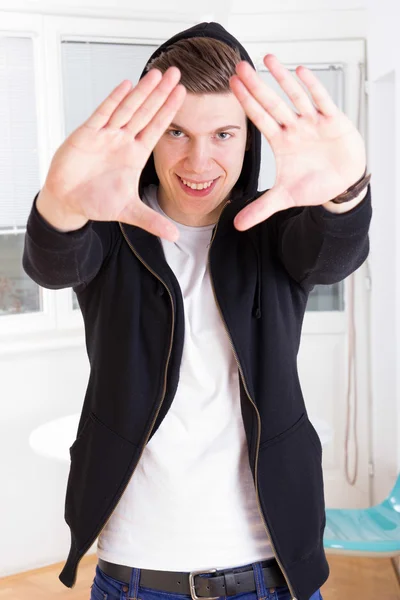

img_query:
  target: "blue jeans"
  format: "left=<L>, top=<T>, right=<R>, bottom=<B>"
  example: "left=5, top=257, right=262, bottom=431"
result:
left=90, top=560, right=323, bottom=600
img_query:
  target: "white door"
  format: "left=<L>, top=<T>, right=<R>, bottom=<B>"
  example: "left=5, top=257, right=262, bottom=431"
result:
left=246, top=39, right=371, bottom=508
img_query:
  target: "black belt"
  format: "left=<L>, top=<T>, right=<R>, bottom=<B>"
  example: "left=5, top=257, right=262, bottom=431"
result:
left=98, top=557, right=287, bottom=600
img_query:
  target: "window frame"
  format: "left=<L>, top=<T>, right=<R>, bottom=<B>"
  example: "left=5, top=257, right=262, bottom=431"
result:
left=244, top=38, right=368, bottom=336
left=0, top=12, right=195, bottom=352
left=0, top=13, right=367, bottom=350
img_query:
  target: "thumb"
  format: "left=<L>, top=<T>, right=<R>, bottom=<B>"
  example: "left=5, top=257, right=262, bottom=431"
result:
left=118, top=201, right=179, bottom=242
left=233, top=186, right=292, bottom=231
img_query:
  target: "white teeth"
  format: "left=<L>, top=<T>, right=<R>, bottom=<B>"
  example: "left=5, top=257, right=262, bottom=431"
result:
left=179, top=177, right=215, bottom=190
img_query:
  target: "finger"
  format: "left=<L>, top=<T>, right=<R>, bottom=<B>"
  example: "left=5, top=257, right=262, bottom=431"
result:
left=295, top=65, right=339, bottom=118
left=233, top=188, right=292, bottom=230
left=136, top=84, right=187, bottom=152
left=229, top=75, right=283, bottom=140
left=234, top=60, right=298, bottom=128
left=83, top=80, right=133, bottom=131
left=263, top=54, right=318, bottom=119
left=109, top=67, right=181, bottom=136
left=106, top=68, right=163, bottom=129
left=123, top=67, right=183, bottom=136
left=119, top=200, right=179, bottom=242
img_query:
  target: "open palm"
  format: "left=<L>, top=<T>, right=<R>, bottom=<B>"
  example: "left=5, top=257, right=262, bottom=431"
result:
left=42, top=67, right=186, bottom=240
left=229, top=55, right=367, bottom=230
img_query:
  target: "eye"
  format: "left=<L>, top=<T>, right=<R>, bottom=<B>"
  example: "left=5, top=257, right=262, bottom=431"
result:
left=168, top=129, right=185, bottom=138
left=216, top=132, right=232, bottom=140
left=167, top=129, right=232, bottom=140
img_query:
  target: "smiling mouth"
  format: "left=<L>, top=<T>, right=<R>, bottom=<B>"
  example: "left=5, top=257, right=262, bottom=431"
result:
left=175, top=174, right=221, bottom=197
left=177, top=175, right=219, bottom=190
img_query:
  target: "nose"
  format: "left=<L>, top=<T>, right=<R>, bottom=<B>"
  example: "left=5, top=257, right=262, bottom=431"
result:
left=183, top=139, right=215, bottom=175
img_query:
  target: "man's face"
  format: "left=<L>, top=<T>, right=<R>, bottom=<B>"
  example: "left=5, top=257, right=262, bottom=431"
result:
left=152, top=91, right=249, bottom=227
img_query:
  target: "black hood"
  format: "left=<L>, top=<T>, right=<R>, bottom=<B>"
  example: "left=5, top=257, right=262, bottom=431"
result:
left=138, top=21, right=261, bottom=203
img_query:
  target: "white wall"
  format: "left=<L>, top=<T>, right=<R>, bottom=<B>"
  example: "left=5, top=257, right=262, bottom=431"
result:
left=2, top=0, right=398, bottom=579
left=365, top=0, right=400, bottom=502
left=0, top=344, right=90, bottom=576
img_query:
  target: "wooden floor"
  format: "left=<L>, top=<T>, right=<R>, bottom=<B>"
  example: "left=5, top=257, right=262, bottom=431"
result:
left=1, top=554, right=400, bottom=600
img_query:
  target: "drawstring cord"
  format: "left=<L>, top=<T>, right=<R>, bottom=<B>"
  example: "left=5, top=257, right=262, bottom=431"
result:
left=249, top=229, right=262, bottom=319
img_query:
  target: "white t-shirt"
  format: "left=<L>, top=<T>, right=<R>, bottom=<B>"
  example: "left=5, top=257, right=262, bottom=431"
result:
left=97, top=184, right=274, bottom=570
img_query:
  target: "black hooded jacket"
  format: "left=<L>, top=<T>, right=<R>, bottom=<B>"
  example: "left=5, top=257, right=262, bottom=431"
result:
left=22, top=21, right=373, bottom=600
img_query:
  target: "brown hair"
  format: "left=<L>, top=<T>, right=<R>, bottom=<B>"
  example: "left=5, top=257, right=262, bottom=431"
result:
left=145, top=37, right=242, bottom=93
left=145, top=36, right=251, bottom=148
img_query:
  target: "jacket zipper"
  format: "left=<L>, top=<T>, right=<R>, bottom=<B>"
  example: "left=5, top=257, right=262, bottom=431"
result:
left=74, top=216, right=297, bottom=600
left=207, top=202, right=298, bottom=600
left=76, top=223, right=175, bottom=562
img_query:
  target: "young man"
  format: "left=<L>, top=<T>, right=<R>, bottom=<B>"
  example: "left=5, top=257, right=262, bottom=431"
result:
left=23, top=21, right=372, bottom=600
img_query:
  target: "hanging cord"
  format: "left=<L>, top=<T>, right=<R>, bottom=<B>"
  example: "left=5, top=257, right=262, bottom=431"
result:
left=344, top=60, right=367, bottom=486
left=344, top=270, right=359, bottom=485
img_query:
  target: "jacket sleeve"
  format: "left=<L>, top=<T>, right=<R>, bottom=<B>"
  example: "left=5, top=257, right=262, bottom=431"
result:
left=265, top=182, right=372, bottom=294
left=22, top=190, right=118, bottom=291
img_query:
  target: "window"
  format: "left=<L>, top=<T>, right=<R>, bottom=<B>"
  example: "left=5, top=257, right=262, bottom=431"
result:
left=60, top=40, right=158, bottom=310
left=0, top=23, right=357, bottom=341
left=258, top=63, right=346, bottom=311
left=0, top=36, right=41, bottom=317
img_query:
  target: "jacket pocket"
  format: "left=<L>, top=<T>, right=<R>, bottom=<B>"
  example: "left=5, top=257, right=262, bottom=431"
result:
left=257, top=412, right=326, bottom=567
left=65, top=411, right=138, bottom=551
left=259, top=412, right=307, bottom=450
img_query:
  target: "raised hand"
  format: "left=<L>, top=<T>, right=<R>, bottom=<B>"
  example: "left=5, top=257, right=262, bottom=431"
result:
left=39, top=67, right=186, bottom=241
left=229, top=55, right=367, bottom=230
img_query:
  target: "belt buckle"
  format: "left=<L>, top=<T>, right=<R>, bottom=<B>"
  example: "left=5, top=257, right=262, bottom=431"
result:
left=189, top=568, right=219, bottom=600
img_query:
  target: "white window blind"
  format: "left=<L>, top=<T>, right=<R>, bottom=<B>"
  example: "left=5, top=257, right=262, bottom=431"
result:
left=61, top=40, right=159, bottom=311
left=257, top=64, right=345, bottom=312
left=258, top=64, right=344, bottom=192
left=61, top=41, right=159, bottom=137
left=0, top=36, right=40, bottom=230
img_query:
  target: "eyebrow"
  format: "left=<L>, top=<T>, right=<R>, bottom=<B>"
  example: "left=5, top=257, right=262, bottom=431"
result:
left=168, top=122, right=242, bottom=132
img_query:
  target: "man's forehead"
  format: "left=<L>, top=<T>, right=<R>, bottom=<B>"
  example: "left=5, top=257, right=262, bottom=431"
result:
left=172, top=92, right=246, bottom=132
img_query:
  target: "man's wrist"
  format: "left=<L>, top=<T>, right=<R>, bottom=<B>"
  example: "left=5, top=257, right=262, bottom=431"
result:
left=322, top=186, right=368, bottom=214
left=36, top=187, right=89, bottom=232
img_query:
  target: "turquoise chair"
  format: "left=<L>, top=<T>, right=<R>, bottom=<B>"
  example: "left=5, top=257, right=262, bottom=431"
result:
left=323, top=473, right=400, bottom=581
